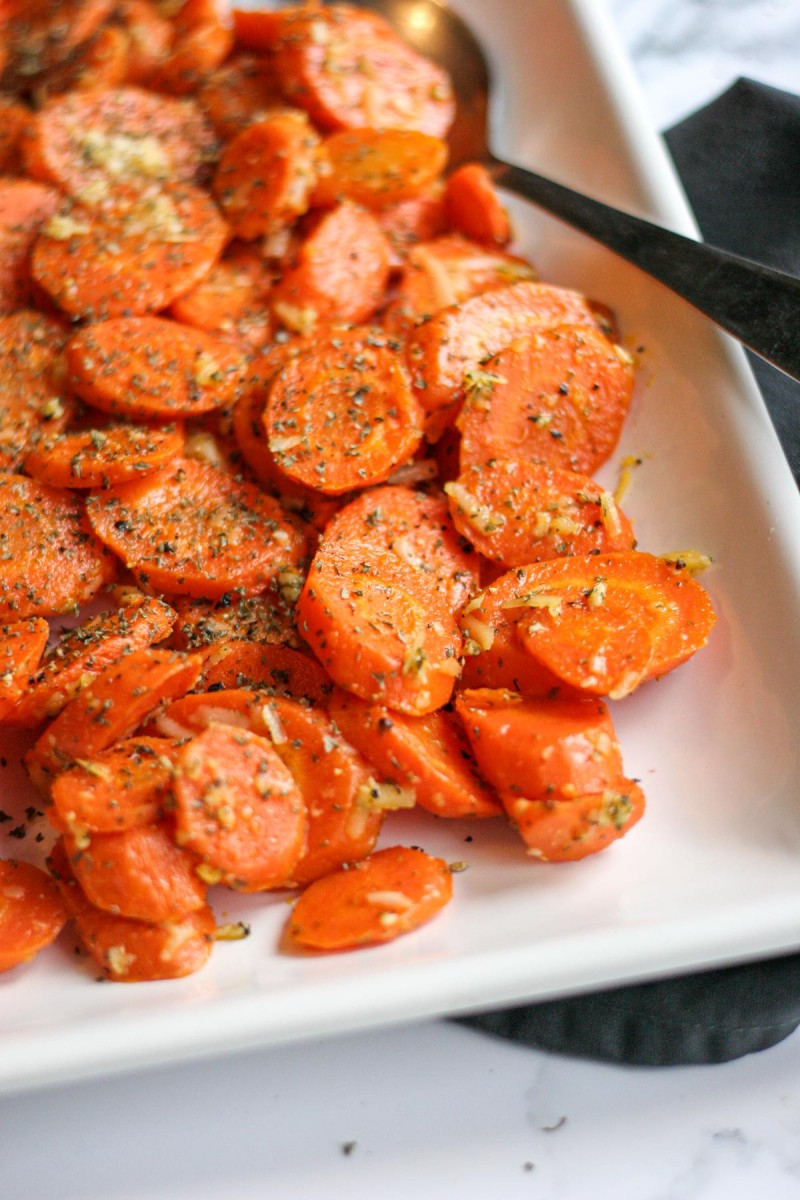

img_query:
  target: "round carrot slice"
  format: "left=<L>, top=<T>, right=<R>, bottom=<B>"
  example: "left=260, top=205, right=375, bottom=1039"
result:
left=444, top=459, right=636, bottom=568
left=265, top=327, right=423, bottom=495
left=85, top=455, right=308, bottom=598
left=0, top=858, right=67, bottom=973
left=0, top=617, right=49, bottom=722
left=456, top=326, right=636, bottom=475
left=502, top=779, right=645, bottom=862
left=169, top=244, right=275, bottom=346
left=0, top=96, right=30, bottom=174
left=22, top=85, right=218, bottom=200
left=3, top=0, right=114, bottom=86
left=51, top=736, right=181, bottom=835
left=31, top=185, right=229, bottom=321
left=172, top=723, right=307, bottom=891
left=117, top=0, right=174, bottom=86
left=31, top=25, right=130, bottom=102
left=313, top=129, right=448, bottom=210
left=0, top=473, right=116, bottom=623
left=444, top=162, right=512, bottom=247
left=67, top=318, right=247, bottom=420
left=272, top=4, right=455, bottom=137
left=198, top=54, right=286, bottom=139
left=149, top=19, right=234, bottom=97
left=0, top=179, right=61, bottom=315
left=375, top=188, right=446, bottom=269
left=288, top=844, right=453, bottom=952
left=196, top=642, right=333, bottom=703
left=24, top=422, right=184, bottom=489
left=0, top=309, right=73, bottom=472
left=170, top=590, right=300, bottom=652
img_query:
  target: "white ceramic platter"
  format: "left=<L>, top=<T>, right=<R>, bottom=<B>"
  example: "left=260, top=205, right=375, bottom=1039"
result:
left=2, top=0, right=799, bottom=1096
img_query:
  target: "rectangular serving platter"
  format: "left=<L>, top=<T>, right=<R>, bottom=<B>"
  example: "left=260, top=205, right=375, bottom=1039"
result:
left=1, top=0, right=799, bottom=1096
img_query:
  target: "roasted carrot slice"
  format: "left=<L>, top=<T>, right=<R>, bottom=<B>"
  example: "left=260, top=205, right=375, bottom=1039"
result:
left=172, top=723, right=307, bottom=891
left=0, top=310, right=73, bottom=472
left=0, top=858, right=67, bottom=973
left=50, top=736, right=181, bottom=835
left=456, top=326, right=636, bottom=475
left=0, top=473, right=116, bottom=623
left=3, top=0, right=114, bottom=87
left=444, top=162, right=512, bottom=247
left=170, top=590, right=300, bottom=652
left=212, top=111, right=319, bottom=240
left=265, top=326, right=423, bottom=494
left=24, top=422, right=184, bottom=489
left=149, top=19, right=234, bottom=97
left=117, top=0, right=173, bottom=86
left=324, top=484, right=480, bottom=614
left=25, top=647, right=202, bottom=794
left=169, top=244, right=275, bottom=346
left=22, top=85, right=218, bottom=200
left=330, top=692, right=501, bottom=819
left=406, top=280, right=607, bottom=413
left=198, top=54, right=285, bottom=139
left=502, top=780, right=646, bottom=862
left=444, top=459, right=636, bottom=568
left=85, top=455, right=308, bottom=599
left=196, top=642, right=333, bottom=702
left=513, top=551, right=717, bottom=697
left=0, top=179, right=60, bottom=315
left=270, top=201, right=392, bottom=333
left=31, top=25, right=130, bottom=102
left=272, top=4, right=455, bottom=137
left=297, top=540, right=462, bottom=714
left=5, top=596, right=176, bottom=729
left=313, top=129, right=448, bottom=210
left=0, top=617, right=49, bottom=722
left=231, top=7, right=284, bottom=52
left=67, top=318, right=247, bottom=420
left=0, top=96, right=30, bottom=174
left=288, top=844, right=453, bottom=951
left=31, top=185, right=229, bottom=321
left=375, top=187, right=446, bottom=268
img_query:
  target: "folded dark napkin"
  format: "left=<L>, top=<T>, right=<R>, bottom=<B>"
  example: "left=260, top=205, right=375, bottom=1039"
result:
left=461, top=79, right=800, bottom=1066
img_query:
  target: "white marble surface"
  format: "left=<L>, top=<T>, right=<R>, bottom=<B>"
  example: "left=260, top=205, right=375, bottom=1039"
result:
left=3, top=4, right=800, bottom=1199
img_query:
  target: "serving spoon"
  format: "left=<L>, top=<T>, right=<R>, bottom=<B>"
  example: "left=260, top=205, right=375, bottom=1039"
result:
left=342, top=0, right=800, bottom=385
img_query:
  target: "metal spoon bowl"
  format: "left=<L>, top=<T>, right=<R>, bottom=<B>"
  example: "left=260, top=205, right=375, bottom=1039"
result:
left=346, top=0, right=800, bottom=385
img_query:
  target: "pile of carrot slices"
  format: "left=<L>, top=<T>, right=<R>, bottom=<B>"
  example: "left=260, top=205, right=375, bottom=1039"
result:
left=0, top=0, right=715, bottom=982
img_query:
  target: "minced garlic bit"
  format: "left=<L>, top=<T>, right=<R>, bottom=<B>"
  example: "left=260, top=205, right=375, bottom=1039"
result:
left=214, top=921, right=251, bottom=942
left=193, top=351, right=223, bottom=389
left=660, top=550, right=712, bottom=574
left=356, top=779, right=417, bottom=812
left=385, top=459, right=438, bottom=487
left=105, top=944, right=136, bottom=977
left=614, top=454, right=642, bottom=504
left=260, top=703, right=288, bottom=745
left=73, top=757, right=113, bottom=781
left=444, top=481, right=506, bottom=536
left=272, top=300, right=318, bottom=336
left=463, top=368, right=506, bottom=409
left=277, top=568, right=304, bottom=606
left=365, top=890, right=414, bottom=911
left=183, top=429, right=228, bottom=469
left=123, top=193, right=191, bottom=242
left=501, top=591, right=563, bottom=616
left=599, top=490, right=624, bottom=539
left=586, top=578, right=607, bottom=610
left=460, top=613, right=495, bottom=652
left=42, top=214, right=90, bottom=240
left=78, top=129, right=169, bottom=180
left=196, top=863, right=224, bottom=885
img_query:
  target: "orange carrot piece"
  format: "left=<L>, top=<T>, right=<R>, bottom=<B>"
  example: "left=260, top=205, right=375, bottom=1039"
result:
left=456, top=326, right=636, bottom=475
left=25, top=647, right=202, bottom=794
left=0, top=309, right=73, bottom=472
left=149, top=20, right=234, bottom=96
left=3, top=0, right=114, bottom=86
left=501, top=780, right=646, bottom=862
left=85, top=455, right=308, bottom=599
left=330, top=692, right=501, bottom=819
left=0, top=617, right=49, bottom=722
left=169, top=244, right=275, bottom=346
left=0, top=96, right=30, bottom=174
left=375, top=187, right=446, bottom=269
left=0, top=179, right=60, bottom=315
left=50, top=736, right=181, bottom=835
left=31, top=25, right=130, bottom=102
left=0, top=473, right=116, bottom=623
left=313, top=129, right=448, bottom=210
left=272, top=4, right=455, bottom=137
left=406, top=280, right=607, bottom=413
left=288, top=844, right=453, bottom=951
left=117, top=0, right=173, bottom=86
left=23, top=421, right=184, bottom=489
left=231, top=7, right=284, bottom=51
left=444, top=459, right=636, bottom=568
left=297, top=540, right=462, bottom=714
left=67, top=318, right=247, bottom=420
left=170, top=591, right=300, bottom=652
left=31, top=185, right=229, bottom=321
left=5, top=596, right=176, bottom=729
left=265, top=326, right=423, bottom=494
left=172, top=723, right=307, bottom=891
left=444, top=162, right=512, bottom=247
left=212, top=112, right=319, bottom=240
left=198, top=54, right=285, bottom=139
left=196, top=642, right=333, bottom=703
left=270, top=201, right=392, bottom=333
left=0, top=858, right=67, bottom=973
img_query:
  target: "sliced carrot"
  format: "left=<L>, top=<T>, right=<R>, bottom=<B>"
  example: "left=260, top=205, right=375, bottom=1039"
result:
left=149, top=20, right=234, bottom=97
left=330, top=692, right=501, bottom=819
left=444, top=162, right=512, bottom=247
left=24, top=421, right=184, bottom=489
left=323, top=484, right=480, bottom=614
left=5, top=595, right=176, bottom=729
left=375, top=187, right=446, bottom=269
left=117, top=0, right=173, bottom=86
left=270, top=201, right=392, bottom=333
left=406, top=280, right=606, bottom=413
left=444, top=459, right=636, bottom=568
left=85, top=455, right=308, bottom=598
left=272, top=4, right=455, bottom=137
left=22, top=85, right=218, bottom=200
left=231, top=7, right=284, bottom=52
left=288, top=844, right=453, bottom=951
left=196, top=642, right=333, bottom=703
left=456, top=326, right=636, bottom=475
left=212, top=111, right=319, bottom=241
left=25, top=646, right=202, bottom=794
left=513, top=551, right=717, bottom=697
left=0, top=617, right=49, bottom=722
left=501, top=780, right=645, bottom=862
left=313, top=129, right=448, bottom=210
left=0, top=858, right=67, bottom=973
left=0, top=473, right=116, bottom=623
left=0, top=96, right=30, bottom=174
left=67, top=318, right=247, bottom=419
left=297, top=540, right=462, bottom=714
left=172, top=722, right=307, bottom=891
left=31, top=185, right=229, bottom=321
left=454, top=687, right=624, bottom=801
left=3, top=0, right=114, bottom=87
left=31, top=25, right=130, bottom=102
left=169, top=243, right=275, bottom=346
left=50, top=736, right=181, bottom=835
left=171, top=591, right=300, bottom=652
left=0, top=310, right=73, bottom=472
left=265, top=326, right=423, bottom=494
left=0, top=179, right=61, bottom=315
left=198, top=54, right=286, bottom=139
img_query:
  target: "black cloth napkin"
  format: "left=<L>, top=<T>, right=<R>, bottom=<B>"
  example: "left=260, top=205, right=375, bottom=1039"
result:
left=461, top=79, right=800, bottom=1066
